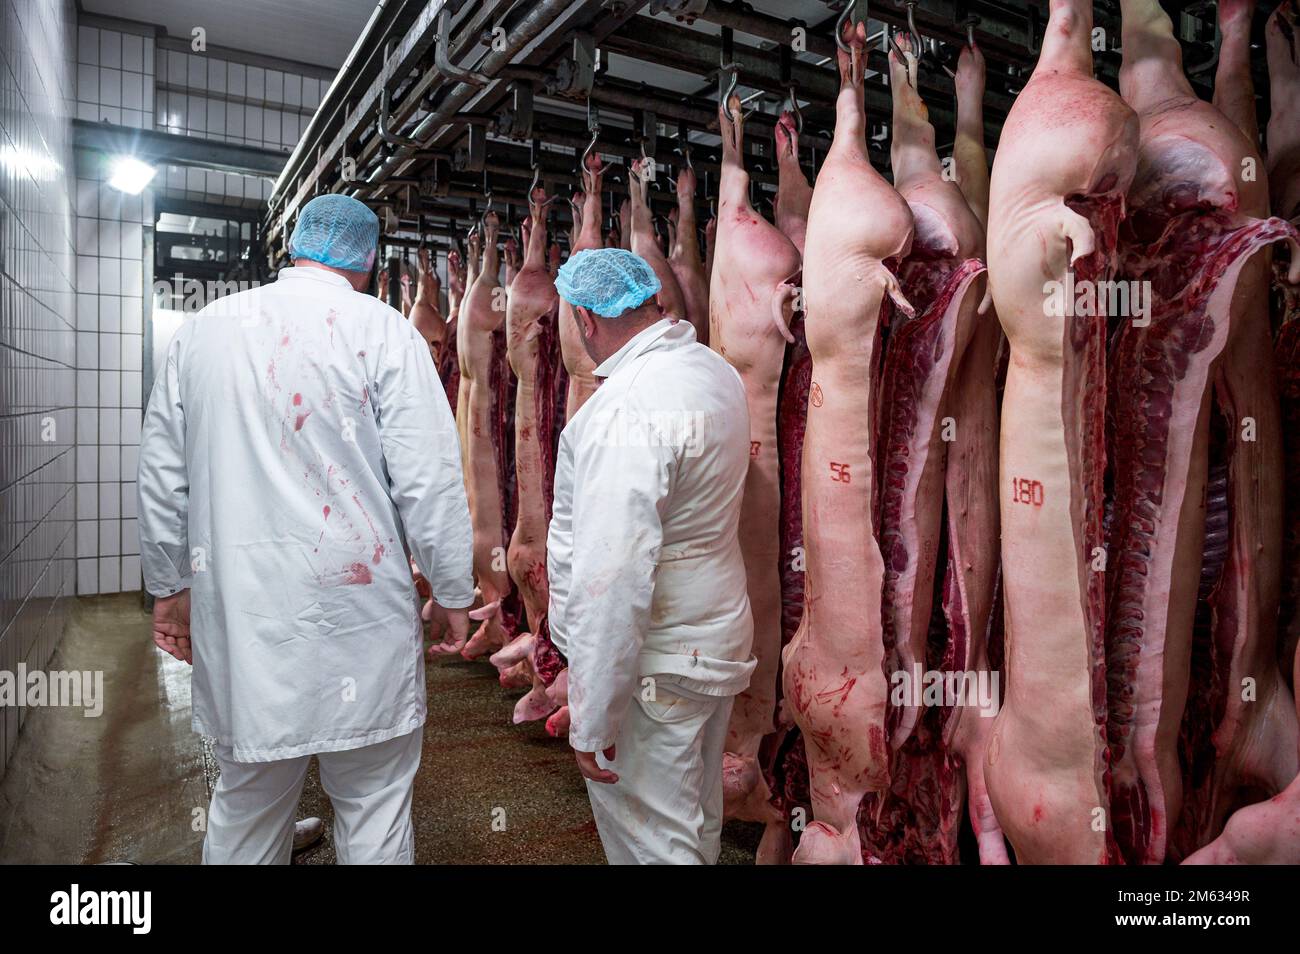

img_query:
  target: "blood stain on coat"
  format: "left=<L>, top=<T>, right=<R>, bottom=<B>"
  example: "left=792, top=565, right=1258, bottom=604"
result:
left=343, top=563, right=373, bottom=585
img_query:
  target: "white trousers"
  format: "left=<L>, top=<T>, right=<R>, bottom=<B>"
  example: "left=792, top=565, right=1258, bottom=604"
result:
left=584, top=685, right=734, bottom=865
left=202, top=728, right=423, bottom=865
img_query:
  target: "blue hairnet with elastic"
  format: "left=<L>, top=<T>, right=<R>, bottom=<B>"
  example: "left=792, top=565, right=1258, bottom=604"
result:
left=288, top=194, right=379, bottom=271
left=555, top=248, right=661, bottom=317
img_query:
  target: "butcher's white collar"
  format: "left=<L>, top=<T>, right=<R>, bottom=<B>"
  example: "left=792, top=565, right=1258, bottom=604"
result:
left=594, top=318, right=694, bottom=379
left=278, top=265, right=354, bottom=288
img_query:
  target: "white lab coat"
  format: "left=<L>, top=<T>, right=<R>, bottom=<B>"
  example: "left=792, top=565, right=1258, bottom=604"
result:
left=546, top=318, right=756, bottom=755
left=138, top=265, right=473, bottom=762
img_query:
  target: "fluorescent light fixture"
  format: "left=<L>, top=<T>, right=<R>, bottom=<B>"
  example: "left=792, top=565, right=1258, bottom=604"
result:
left=107, top=156, right=156, bottom=194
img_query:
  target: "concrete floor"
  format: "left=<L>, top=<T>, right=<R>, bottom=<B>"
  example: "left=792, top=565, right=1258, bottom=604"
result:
left=0, top=594, right=759, bottom=864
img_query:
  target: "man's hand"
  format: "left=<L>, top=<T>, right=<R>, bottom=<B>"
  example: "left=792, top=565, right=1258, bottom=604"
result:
left=427, top=605, right=471, bottom=656
left=574, top=746, right=618, bottom=784
left=152, top=590, right=192, bottom=664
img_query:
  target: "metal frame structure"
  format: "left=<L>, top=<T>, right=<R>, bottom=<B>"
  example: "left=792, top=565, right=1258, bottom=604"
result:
left=262, top=0, right=1277, bottom=263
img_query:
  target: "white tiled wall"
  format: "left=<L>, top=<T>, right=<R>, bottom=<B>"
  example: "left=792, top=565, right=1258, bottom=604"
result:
left=75, top=23, right=154, bottom=129
left=153, top=45, right=326, bottom=205
left=1, top=0, right=78, bottom=779
left=72, top=23, right=153, bottom=595
left=68, top=18, right=327, bottom=593
left=73, top=172, right=148, bottom=596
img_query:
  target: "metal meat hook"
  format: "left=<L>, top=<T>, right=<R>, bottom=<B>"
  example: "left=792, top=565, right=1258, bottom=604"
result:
left=718, top=62, right=741, bottom=121
left=579, top=123, right=601, bottom=177
left=783, top=83, right=804, bottom=134
left=835, top=0, right=869, bottom=52
left=887, top=2, right=925, bottom=87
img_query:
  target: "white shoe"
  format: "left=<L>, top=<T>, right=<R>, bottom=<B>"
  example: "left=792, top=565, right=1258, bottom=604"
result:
left=293, top=817, right=324, bottom=853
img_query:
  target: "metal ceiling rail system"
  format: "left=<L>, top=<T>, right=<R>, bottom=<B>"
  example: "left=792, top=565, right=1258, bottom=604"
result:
left=262, top=0, right=1273, bottom=263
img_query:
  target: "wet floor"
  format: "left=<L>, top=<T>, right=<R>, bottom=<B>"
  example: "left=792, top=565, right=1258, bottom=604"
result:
left=0, top=594, right=759, bottom=864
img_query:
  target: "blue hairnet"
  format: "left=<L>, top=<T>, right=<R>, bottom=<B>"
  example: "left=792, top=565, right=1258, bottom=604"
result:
left=555, top=248, right=661, bottom=317
left=288, top=194, right=379, bottom=271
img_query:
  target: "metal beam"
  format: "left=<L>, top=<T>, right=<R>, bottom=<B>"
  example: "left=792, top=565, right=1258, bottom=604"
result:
left=73, top=120, right=287, bottom=177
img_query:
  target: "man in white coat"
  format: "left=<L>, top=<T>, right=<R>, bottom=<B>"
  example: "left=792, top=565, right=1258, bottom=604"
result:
left=138, top=194, right=474, bottom=864
left=548, top=248, right=755, bottom=864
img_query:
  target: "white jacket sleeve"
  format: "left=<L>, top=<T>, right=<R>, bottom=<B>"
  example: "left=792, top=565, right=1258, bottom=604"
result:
left=137, top=327, right=191, bottom=598
left=545, top=430, right=575, bottom=656
left=375, top=321, right=475, bottom=609
left=565, top=406, right=676, bottom=752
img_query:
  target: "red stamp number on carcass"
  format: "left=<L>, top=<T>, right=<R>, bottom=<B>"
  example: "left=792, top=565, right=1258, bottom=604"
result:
left=1011, top=477, right=1044, bottom=506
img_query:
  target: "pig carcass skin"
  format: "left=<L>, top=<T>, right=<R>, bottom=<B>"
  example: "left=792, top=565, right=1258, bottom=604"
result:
left=781, top=23, right=914, bottom=865
left=629, top=157, right=686, bottom=323
left=708, top=91, right=802, bottom=855
left=409, top=246, right=447, bottom=365
left=1183, top=771, right=1300, bottom=864
left=454, top=214, right=518, bottom=660
left=983, top=0, right=1139, bottom=864
left=772, top=111, right=813, bottom=258
left=500, top=196, right=563, bottom=724
left=558, top=155, right=603, bottom=421
left=456, top=230, right=482, bottom=456
left=704, top=216, right=717, bottom=285
left=398, top=261, right=413, bottom=317
left=1108, top=0, right=1300, bottom=865
left=618, top=196, right=632, bottom=252
left=667, top=164, right=711, bottom=346
left=440, top=249, right=463, bottom=414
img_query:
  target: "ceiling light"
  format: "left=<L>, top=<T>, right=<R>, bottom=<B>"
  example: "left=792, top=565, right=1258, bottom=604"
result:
left=107, top=156, right=156, bottom=194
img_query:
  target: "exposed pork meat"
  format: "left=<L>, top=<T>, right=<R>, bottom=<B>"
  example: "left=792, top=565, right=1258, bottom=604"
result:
left=439, top=248, right=463, bottom=414
left=1103, top=0, right=1300, bottom=865
left=1270, top=2, right=1300, bottom=224
left=941, top=38, right=1008, bottom=867
left=498, top=193, right=563, bottom=724
left=1164, top=0, right=1300, bottom=857
left=857, top=34, right=997, bottom=867
left=1271, top=0, right=1300, bottom=691
left=983, top=0, right=1139, bottom=864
